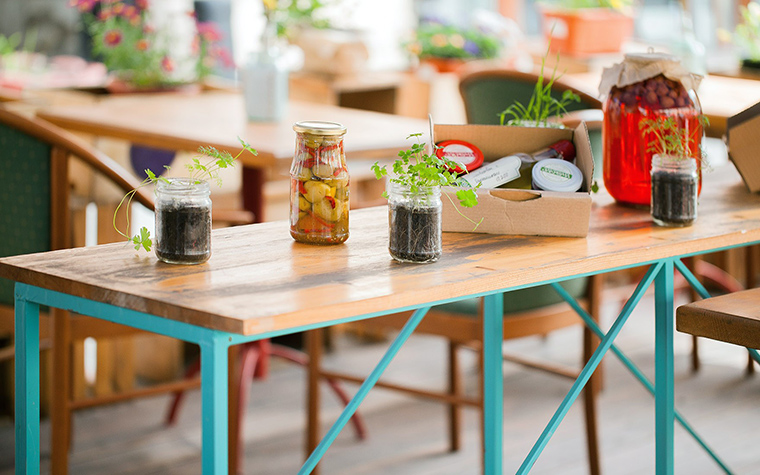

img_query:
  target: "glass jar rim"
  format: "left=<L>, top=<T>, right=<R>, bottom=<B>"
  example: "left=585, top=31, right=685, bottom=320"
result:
left=156, top=177, right=210, bottom=193
left=651, top=154, right=699, bottom=170
left=387, top=180, right=441, bottom=195
left=293, top=121, right=347, bottom=136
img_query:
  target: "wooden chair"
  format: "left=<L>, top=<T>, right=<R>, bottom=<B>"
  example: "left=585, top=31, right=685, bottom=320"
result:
left=0, top=106, right=257, bottom=473
left=307, top=275, right=604, bottom=474
left=676, top=286, right=760, bottom=352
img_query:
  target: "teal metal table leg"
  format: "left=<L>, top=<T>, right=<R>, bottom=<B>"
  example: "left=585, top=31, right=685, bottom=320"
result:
left=14, top=287, right=40, bottom=475
left=517, top=262, right=662, bottom=474
left=482, top=293, right=504, bottom=475
left=200, top=334, right=230, bottom=474
left=299, top=306, right=431, bottom=474
left=655, top=259, right=675, bottom=475
left=551, top=280, right=733, bottom=474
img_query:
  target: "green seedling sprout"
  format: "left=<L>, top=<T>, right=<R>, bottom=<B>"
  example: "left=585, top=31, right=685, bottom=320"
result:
left=114, top=137, right=257, bottom=252
left=372, top=133, right=482, bottom=230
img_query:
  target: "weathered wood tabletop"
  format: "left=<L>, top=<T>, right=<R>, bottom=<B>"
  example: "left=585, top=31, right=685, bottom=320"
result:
left=2, top=164, right=759, bottom=337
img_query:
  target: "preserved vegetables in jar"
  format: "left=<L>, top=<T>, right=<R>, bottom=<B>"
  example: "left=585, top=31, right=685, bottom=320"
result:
left=601, top=53, right=703, bottom=206
left=290, top=121, right=349, bottom=244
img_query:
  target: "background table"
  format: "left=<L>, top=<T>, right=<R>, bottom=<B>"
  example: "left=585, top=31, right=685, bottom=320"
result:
left=562, top=73, right=760, bottom=139
left=37, top=92, right=429, bottom=221
left=3, top=163, right=760, bottom=474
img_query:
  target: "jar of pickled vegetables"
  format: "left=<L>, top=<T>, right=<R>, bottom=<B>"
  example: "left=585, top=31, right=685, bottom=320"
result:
left=290, top=121, right=349, bottom=244
left=600, top=52, right=703, bottom=207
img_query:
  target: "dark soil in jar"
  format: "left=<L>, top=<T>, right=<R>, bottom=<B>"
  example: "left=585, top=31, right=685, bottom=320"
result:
left=651, top=170, right=697, bottom=226
left=156, top=203, right=212, bottom=264
left=388, top=203, right=441, bottom=263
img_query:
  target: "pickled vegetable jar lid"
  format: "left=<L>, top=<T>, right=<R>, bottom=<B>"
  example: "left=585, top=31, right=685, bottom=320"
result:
left=293, top=121, right=347, bottom=135
left=532, top=159, right=584, bottom=193
left=435, top=139, right=484, bottom=174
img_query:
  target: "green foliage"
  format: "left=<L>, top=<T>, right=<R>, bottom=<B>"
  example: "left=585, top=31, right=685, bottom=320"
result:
left=539, top=0, right=632, bottom=10
left=263, top=0, right=333, bottom=40
left=404, top=21, right=502, bottom=60
left=372, top=133, right=482, bottom=229
left=71, top=0, right=228, bottom=88
left=499, top=48, right=579, bottom=127
left=733, top=2, right=760, bottom=61
left=639, top=115, right=709, bottom=160
left=0, top=33, right=21, bottom=56
left=114, top=138, right=257, bottom=252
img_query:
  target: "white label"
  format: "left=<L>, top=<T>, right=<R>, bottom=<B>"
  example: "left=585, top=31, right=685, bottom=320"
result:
left=459, top=155, right=521, bottom=189
left=441, top=143, right=477, bottom=165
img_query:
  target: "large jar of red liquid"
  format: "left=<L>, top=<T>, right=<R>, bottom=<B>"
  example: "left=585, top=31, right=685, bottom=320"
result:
left=601, top=53, right=703, bottom=207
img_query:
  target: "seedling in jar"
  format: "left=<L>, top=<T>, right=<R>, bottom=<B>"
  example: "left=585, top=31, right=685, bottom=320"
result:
left=639, top=114, right=709, bottom=163
left=372, top=133, right=483, bottom=228
left=113, top=137, right=257, bottom=252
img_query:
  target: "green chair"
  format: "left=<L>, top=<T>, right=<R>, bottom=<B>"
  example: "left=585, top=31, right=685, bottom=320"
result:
left=0, top=106, right=170, bottom=471
left=458, top=67, right=604, bottom=181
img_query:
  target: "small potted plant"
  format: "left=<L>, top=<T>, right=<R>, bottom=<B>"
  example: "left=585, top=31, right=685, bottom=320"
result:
left=372, top=134, right=481, bottom=263
left=537, top=0, right=634, bottom=56
left=639, top=114, right=708, bottom=227
left=403, top=18, right=502, bottom=73
left=70, top=0, right=232, bottom=91
left=725, top=1, right=760, bottom=71
left=114, top=138, right=257, bottom=264
left=498, top=50, right=580, bottom=128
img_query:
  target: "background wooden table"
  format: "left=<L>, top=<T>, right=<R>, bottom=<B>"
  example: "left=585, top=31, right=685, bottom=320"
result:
left=562, top=73, right=760, bottom=139
left=37, top=91, right=430, bottom=221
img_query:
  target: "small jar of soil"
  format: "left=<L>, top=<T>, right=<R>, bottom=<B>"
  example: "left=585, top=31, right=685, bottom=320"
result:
left=650, top=154, right=698, bottom=227
left=155, top=178, right=212, bottom=264
left=387, top=181, right=442, bottom=263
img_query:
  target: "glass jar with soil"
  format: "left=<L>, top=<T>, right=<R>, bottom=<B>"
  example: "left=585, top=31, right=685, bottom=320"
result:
left=154, top=178, right=212, bottom=264
left=387, top=181, right=442, bottom=263
left=650, top=154, right=698, bottom=227
left=290, top=121, right=349, bottom=244
left=600, top=53, right=703, bottom=207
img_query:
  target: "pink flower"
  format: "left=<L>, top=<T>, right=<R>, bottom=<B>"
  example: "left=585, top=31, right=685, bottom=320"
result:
left=135, top=0, right=149, bottom=10
left=196, top=22, right=222, bottom=43
left=98, top=8, right=113, bottom=20
left=161, top=56, right=175, bottom=72
left=69, top=0, right=97, bottom=12
left=135, top=39, right=149, bottom=51
left=103, top=29, right=123, bottom=47
left=122, top=5, right=137, bottom=19
left=214, top=46, right=235, bottom=68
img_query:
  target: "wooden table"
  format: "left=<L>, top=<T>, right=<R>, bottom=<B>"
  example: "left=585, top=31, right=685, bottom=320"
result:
left=4, top=163, right=760, bottom=474
left=37, top=91, right=429, bottom=221
left=562, top=73, right=760, bottom=138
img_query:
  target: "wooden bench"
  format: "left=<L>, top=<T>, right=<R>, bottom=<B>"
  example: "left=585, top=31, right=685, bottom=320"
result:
left=676, top=287, right=760, bottom=350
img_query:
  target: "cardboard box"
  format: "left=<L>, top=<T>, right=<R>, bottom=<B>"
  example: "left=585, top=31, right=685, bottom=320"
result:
left=437, top=122, right=594, bottom=237
left=727, top=101, right=760, bottom=192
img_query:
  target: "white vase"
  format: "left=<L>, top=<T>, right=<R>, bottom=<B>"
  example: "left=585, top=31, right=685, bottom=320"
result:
left=240, top=24, right=288, bottom=122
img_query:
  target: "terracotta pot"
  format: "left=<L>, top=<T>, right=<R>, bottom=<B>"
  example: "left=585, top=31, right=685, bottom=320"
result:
left=539, top=7, right=634, bottom=57
left=420, top=57, right=467, bottom=74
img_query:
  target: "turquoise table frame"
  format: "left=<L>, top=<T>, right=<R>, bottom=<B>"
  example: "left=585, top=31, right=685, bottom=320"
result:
left=15, top=250, right=757, bottom=474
